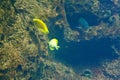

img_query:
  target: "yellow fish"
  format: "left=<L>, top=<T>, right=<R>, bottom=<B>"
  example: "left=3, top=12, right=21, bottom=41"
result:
left=48, top=38, right=60, bottom=51
left=33, top=18, right=49, bottom=34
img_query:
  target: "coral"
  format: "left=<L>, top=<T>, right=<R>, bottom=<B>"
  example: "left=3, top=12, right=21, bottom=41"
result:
left=0, top=0, right=50, bottom=79
left=0, top=42, right=24, bottom=70
left=111, top=0, right=120, bottom=7
left=102, top=58, right=120, bottom=79
left=0, top=0, right=120, bottom=80
left=40, top=59, right=76, bottom=80
left=64, top=27, right=80, bottom=42
left=0, top=8, right=4, bottom=20
left=14, top=0, right=58, bottom=20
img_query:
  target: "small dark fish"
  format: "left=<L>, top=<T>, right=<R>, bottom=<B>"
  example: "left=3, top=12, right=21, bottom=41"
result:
left=78, top=17, right=89, bottom=28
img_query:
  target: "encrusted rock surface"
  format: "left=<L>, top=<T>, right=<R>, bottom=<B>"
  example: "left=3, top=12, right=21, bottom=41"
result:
left=0, top=0, right=120, bottom=80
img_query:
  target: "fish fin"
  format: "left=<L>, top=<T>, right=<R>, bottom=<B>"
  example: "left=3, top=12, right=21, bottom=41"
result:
left=56, top=46, right=60, bottom=50
left=49, top=47, right=55, bottom=51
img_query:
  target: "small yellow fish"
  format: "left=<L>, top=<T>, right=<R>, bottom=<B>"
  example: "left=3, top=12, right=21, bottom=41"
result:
left=33, top=18, right=49, bottom=34
left=48, top=38, right=60, bottom=51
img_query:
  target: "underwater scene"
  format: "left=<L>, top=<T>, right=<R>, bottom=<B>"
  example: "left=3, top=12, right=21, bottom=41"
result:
left=0, top=0, right=120, bottom=80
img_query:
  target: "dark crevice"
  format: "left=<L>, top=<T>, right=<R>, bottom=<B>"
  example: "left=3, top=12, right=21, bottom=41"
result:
left=10, top=0, right=17, bottom=13
left=66, top=11, right=101, bottom=29
left=56, top=38, right=119, bottom=67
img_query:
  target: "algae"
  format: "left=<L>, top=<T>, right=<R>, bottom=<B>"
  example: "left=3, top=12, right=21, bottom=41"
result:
left=0, top=0, right=120, bottom=80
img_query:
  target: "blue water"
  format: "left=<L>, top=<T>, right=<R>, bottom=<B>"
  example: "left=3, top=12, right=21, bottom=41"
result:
left=53, top=0, right=120, bottom=68
left=56, top=38, right=119, bottom=67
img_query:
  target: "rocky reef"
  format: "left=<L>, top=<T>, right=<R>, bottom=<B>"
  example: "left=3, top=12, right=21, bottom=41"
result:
left=0, top=0, right=120, bottom=80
